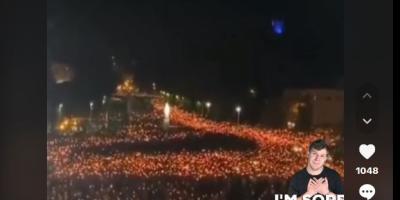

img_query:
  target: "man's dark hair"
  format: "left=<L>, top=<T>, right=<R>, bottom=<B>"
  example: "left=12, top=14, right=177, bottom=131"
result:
left=309, top=139, right=328, bottom=152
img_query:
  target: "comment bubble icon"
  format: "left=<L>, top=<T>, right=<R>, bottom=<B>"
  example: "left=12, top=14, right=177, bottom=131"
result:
left=359, top=184, right=375, bottom=199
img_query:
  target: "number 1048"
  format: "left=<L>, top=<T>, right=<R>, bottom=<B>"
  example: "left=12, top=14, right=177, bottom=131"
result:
left=355, top=167, right=379, bottom=175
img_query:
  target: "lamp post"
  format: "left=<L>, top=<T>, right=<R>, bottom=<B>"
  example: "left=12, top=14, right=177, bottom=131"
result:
left=56, top=103, right=64, bottom=131
left=196, top=101, right=202, bottom=115
left=205, top=101, right=211, bottom=117
left=249, top=88, right=256, bottom=97
left=102, top=95, right=107, bottom=105
left=57, top=103, right=63, bottom=119
left=89, top=101, right=94, bottom=121
left=235, top=105, right=241, bottom=124
left=102, top=96, right=108, bottom=128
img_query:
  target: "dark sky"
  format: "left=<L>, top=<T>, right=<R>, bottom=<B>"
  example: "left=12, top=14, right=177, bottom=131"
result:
left=47, top=0, right=343, bottom=113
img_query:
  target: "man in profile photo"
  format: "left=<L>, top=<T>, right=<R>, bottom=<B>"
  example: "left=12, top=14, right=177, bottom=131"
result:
left=288, top=139, right=343, bottom=200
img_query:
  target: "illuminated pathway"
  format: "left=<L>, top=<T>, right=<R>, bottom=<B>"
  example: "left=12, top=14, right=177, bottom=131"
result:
left=48, top=100, right=344, bottom=182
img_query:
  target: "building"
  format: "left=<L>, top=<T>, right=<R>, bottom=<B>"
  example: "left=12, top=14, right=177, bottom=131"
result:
left=283, top=89, right=344, bottom=129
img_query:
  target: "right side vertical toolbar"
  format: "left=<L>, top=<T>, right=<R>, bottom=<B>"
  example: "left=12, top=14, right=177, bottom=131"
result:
left=344, top=0, right=393, bottom=198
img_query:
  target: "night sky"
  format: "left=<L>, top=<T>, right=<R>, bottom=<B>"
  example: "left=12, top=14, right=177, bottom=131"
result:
left=47, top=0, right=343, bottom=115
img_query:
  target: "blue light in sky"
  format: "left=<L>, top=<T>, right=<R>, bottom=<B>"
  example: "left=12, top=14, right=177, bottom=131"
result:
left=271, top=19, right=285, bottom=36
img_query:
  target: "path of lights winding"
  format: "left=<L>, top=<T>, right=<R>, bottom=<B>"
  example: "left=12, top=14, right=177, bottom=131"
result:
left=48, top=100, right=343, bottom=183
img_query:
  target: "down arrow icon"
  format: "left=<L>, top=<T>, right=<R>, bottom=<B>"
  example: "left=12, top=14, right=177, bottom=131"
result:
left=362, top=118, right=372, bottom=124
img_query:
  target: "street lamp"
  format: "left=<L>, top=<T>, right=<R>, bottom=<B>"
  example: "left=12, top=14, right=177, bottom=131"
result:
left=200, top=102, right=205, bottom=117
left=102, top=96, right=109, bottom=128
left=102, top=95, right=107, bottom=105
left=195, top=101, right=202, bottom=115
left=152, top=82, right=157, bottom=91
left=89, top=101, right=94, bottom=122
left=249, top=88, right=256, bottom=97
left=205, top=101, right=211, bottom=117
left=57, top=103, right=64, bottom=127
left=58, top=103, right=63, bottom=113
left=90, top=101, right=94, bottom=111
left=235, top=105, right=242, bottom=124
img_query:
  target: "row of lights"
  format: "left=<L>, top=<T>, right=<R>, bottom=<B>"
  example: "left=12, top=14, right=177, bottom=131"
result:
left=155, top=83, right=257, bottom=124
left=57, top=95, right=108, bottom=117
left=57, top=83, right=253, bottom=124
left=160, top=90, right=244, bottom=123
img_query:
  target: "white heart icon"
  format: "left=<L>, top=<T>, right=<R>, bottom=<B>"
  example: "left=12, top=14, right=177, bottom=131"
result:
left=359, top=144, right=375, bottom=159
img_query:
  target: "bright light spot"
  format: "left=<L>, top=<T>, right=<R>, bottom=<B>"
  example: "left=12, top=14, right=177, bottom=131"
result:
left=287, top=121, right=296, bottom=129
left=164, top=103, right=171, bottom=119
left=249, top=88, right=256, bottom=97
left=271, top=19, right=285, bottom=36
left=58, top=103, right=63, bottom=112
left=235, top=106, right=241, bottom=113
left=124, top=80, right=130, bottom=86
left=292, top=146, right=302, bottom=153
left=51, top=63, right=74, bottom=84
left=90, top=101, right=94, bottom=110
left=205, top=102, right=211, bottom=108
left=102, top=96, right=107, bottom=105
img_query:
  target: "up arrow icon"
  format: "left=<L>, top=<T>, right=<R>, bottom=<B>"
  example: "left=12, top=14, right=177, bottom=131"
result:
left=362, top=93, right=372, bottom=99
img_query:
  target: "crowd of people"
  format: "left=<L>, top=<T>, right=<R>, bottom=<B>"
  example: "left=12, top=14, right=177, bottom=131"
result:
left=48, top=177, right=288, bottom=200
left=47, top=100, right=343, bottom=199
